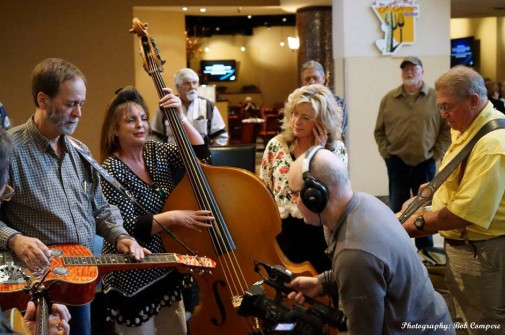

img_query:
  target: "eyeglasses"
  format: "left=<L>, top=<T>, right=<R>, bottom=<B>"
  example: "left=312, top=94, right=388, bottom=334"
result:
left=437, top=104, right=455, bottom=113
left=292, top=111, right=314, bottom=122
left=0, top=184, right=14, bottom=202
left=286, top=189, right=301, bottom=201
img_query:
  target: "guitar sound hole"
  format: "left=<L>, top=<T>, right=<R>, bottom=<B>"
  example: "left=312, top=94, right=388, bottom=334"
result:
left=53, top=267, right=69, bottom=276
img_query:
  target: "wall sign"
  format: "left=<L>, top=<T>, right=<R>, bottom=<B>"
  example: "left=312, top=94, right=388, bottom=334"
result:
left=372, top=0, right=420, bottom=55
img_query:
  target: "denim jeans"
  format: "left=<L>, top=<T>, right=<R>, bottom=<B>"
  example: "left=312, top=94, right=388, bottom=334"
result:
left=385, top=155, right=435, bottom=249
left=67, top=303, right=91, bottom=335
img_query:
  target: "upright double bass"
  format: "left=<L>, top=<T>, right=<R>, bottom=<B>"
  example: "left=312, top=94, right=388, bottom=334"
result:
left=130, top=18, right=316, bottom=334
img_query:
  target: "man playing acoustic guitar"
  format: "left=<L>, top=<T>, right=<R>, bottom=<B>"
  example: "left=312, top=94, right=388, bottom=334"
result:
left=0, top=58, right=148, bottom=335
left=0, top=128, right=70, bottom=335
left=402, top=66, right=505, bottom=334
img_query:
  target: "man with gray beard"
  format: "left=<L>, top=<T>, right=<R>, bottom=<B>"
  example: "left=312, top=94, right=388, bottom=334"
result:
left=0, top=58, right=148, bottom=335
left=374, top=56, right=450, bottom=250
left=151, top=67, right=228, bottom=146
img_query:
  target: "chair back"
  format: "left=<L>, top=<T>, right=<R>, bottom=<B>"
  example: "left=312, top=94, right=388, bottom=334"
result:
left=227, top=116, right=243, bottom=144
left=247, top=108, right=261, bottom=119
left=209, top=144, right=256, bottom=173
left=264, top=115, right=279, bottom=132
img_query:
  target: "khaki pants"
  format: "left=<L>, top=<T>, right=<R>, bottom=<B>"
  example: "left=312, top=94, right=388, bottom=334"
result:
left=445, top=237, right=505, bottom=335
left=114, top=300, right=186, bottom=335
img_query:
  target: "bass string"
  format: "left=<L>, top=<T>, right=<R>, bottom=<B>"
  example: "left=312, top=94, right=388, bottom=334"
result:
left=145, top=53, right=258, bottom=328
left=149, top=66, right=261, bottom=334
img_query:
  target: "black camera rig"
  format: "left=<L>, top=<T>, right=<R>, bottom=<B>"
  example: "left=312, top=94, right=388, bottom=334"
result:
left=237, top=261, right=347, bottom=335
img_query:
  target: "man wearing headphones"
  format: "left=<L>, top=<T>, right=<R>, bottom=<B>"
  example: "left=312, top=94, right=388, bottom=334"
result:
left=285, top=146, right=453, bottom=334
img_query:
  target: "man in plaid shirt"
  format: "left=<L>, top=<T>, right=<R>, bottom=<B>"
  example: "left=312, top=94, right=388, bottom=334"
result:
left=0, top=58, right=149, bottom=335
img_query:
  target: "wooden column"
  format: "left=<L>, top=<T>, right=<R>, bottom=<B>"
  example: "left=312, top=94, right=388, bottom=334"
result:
left=296, top=6, right=333, bottom=91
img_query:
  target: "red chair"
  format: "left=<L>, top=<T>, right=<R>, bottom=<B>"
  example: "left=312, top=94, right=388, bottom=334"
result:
left=257, top=115, right=279, bottom=147
left=228, top=116, right=243, bottom=144
left=241, top=122, right=255, bottom=144
left=261, top=107, right=278, bottom=119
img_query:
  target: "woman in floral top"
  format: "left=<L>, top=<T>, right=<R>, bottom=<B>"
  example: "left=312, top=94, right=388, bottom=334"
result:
left=260, top=84, right=348, bottom=273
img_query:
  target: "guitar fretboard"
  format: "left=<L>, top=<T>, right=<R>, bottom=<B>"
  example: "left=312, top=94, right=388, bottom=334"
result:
left=63, top=253, right=178, bottom=266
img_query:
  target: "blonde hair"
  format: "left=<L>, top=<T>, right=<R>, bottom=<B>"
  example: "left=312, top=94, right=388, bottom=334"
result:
left=277, top=84, right=343, bottom=152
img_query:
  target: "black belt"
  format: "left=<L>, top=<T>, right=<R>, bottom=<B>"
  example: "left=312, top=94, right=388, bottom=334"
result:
left=445, top=236, right=505, bottom=257
left=445, top=238, right=479, bottom=257
left=445, top=238, right=467, bottom=246
left=445, top=235, right=505, bottom=246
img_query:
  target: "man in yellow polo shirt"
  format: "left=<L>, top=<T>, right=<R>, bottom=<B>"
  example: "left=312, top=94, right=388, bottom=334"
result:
left=402, top=65, right=505, bottom=334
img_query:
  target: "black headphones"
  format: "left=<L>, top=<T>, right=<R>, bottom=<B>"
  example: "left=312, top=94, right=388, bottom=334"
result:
left=301, top=145, right=329, bottom=213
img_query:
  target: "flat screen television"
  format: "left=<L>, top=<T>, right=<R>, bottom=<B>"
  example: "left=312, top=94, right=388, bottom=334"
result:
left=450, top=37, right=475, bottom=67
left=201, top=60, right=237, bottom=82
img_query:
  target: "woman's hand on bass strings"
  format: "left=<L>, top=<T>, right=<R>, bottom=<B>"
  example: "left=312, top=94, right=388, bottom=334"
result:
left=168, top=209, right=214, bottom=232
left=159, top=87, right=184, bottom=120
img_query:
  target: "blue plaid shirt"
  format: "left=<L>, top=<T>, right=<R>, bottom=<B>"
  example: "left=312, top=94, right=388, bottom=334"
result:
left=0, top=117, right=128, bottom=250
left=0, top=101, right=11, bottom=130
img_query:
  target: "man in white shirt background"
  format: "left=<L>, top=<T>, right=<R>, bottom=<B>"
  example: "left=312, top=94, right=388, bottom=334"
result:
left=151, top=68, right=229, bottom=146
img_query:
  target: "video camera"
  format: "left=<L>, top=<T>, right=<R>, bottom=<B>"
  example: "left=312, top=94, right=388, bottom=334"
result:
left=237, top=261, right=347, bottom=335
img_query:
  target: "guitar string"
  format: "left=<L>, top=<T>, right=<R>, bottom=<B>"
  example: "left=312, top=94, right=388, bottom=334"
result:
left=399, top=119, right=505, bottom=224
left=150, top=72, right=258, bottom=332
left=147, top=59, right=245, bottom=297
left=145, top=47, right=260, bottom=333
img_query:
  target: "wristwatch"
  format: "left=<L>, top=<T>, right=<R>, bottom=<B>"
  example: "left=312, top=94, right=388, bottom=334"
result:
left=414, top=215, right=425, bottom=231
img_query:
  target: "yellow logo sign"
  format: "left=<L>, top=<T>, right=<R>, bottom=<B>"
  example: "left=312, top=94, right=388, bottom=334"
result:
left=372, top=0, right=420, bottom=55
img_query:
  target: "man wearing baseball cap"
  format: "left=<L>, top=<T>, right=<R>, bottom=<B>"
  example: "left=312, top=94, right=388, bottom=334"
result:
left=374, top=56, right=451, bottom=250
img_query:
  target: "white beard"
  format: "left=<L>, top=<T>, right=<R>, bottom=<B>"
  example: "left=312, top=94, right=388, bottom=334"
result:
left=186, top=90, right=198, bottom=102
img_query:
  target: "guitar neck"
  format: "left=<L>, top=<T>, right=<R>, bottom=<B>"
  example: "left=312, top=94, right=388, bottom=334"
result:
left=63, top=253, right=179, bottom=272
left=35, top=297, right=50, bottom=335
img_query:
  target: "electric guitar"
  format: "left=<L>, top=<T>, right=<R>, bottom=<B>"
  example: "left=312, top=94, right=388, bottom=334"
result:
left=0, top=244, right=216, bottom=311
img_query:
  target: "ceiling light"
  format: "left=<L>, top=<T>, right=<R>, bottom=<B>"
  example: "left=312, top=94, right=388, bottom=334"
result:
left=282, top=18, right=287, bottom=22
left=288, top=37, right=299, bottom=50
left=247, top=15, right=252, bottom=19
left=280, top=41, right=285, bottom=47
left=182, top=7, right=187, bottom=11
left=200, top=8, right=206, bottom=13
left=241, top=46, right=246, bottom=52
left=204, top=47, right=210, bottom=53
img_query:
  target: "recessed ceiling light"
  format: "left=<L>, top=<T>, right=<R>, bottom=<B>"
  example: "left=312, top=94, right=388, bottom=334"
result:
left=247, top=15, right=252, bottom=19
left=200, top=8, right=206, bottom=13
left=282, top=18, right=287, bottom=22
left=182, top=7, right=187, bottom=11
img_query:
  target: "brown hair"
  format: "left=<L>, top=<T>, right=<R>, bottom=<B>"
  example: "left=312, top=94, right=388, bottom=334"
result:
left=31, top=58, right=86, bottom=107
left=100, top=86, right=149, bottom=162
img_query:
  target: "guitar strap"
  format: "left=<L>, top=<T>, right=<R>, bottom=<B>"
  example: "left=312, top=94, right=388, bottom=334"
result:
left=399, top=118, right=505, bottom=223
left=66, top=136, right=134, bottom=200
left=66, top=136, right=195, bottom=254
